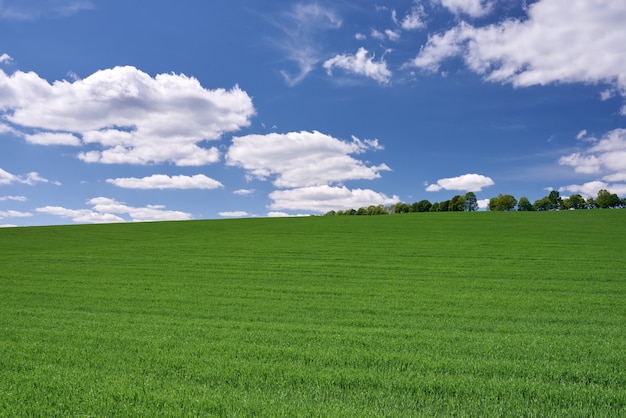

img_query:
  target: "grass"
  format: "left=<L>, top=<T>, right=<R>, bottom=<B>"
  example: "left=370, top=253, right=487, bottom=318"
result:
left=1, top=211, right=625, bottom=416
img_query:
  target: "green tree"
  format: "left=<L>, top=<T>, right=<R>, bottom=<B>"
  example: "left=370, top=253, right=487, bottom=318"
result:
left=517, top=196, right=533, bottom=211
left=429, top=202, right=441, bottom=212
left=596, top=189, right=620, bottom=208
left=463, top=192, right=478, bottom=211
left=563, top=194, right=586, bottom=210
left=394, top=202, right=411, bottom=214
left=533, top=197, right=551, bottom=211
left=412, top=200, right=432, bottom=213
left=548, top=190, right=562, bottom=210
left=586, top=197, right=597, bottom=209
left=489, top=194, right=517, bottom=211
left=449, top=195, right=465, bottom=212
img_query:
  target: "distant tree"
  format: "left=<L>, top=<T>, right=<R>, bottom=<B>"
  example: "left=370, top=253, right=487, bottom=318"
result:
left=621, top=198, right=626, bottom=208
left=463, top=192, right=478, bottom=211
left=366, top=205, right=385, bottom=215
left=517, top=196, right=533, bottom=211
left=412, top=200, right=432, bottom=213
left=356, top=207, right=367, bottom=215
left=394, top=202, right=411, bottom=214
left=324, top=210, right=336, bottom=216
left=562, top=194, right=586, bottom=210
left=548, top=190, right=562, bottom=210
left=449, top=195, right=465, bottom=212
left=533, top=197, right=551, bottom=211
left=596, top=189, right=620, bottom=208
left=429, top=202, right=441, bottom=212
left=586, top=197, right=597, bottom=209
left=439, top=200, right=450, bottom=212
left=489, top=194, right=517, bottom=211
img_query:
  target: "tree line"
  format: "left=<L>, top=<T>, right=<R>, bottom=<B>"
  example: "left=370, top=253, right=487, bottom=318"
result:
left=324, top=190, right=626, bottom=216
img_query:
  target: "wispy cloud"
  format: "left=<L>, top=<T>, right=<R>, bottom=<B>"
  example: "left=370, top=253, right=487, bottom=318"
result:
left=0, top=168, right=58, bottom=186
left=272, top=3, right=342, bottom=86
left=0, top=0, right=94, bottom=20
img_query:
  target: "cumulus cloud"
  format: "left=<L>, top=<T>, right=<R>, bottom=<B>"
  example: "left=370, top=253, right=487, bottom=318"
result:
left=268, top=185, right=398, bottom=213
left=323, top=48, right=392, bottom=84
left=438, top=0, right=492, bottom=17
left=0, top=53, right=12, bottom=64
left=408, top=0, right=626, bottom=107
left=559, top=129, right=626, bottom=174
left=560, top=181, right=626, bottom=198
left=227, top=130, right=389, bottom=188
left=106, top=174, right=223, bottom=190
left=400, top=5, right=426, bottom=30
left=559, top=128, right=626, bottom=196
left=0, top=168, right=56, bottom=186
left=36, top=197, right=191, bottom=224
left=0, top=66, right=255, bottom=166
left=426, top=173, right=494, bottom=192
left=274, top=3, right=342, bottom=86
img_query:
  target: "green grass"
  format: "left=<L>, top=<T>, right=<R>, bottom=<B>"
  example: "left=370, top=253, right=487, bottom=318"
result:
left=1, top=211, right=625, bottom=416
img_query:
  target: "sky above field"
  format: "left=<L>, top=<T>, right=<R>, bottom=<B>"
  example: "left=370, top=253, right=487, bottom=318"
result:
left=1, top=0, right=626, bottom=226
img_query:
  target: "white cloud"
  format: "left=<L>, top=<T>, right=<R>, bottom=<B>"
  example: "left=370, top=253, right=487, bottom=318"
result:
left=408, top=0, right=626, bottom=105
left=24, top=132, right=81, bottom=146
left=477, top=199, right=490, bottom=210
left=226, top=130, right=390, bottom=188
left=268, top=185, right=399, bottom=213
left=407, top=26, right=464, bottom=72
left=559, top=128, right=626, bottom=174
left=560, top=181, right=626, bottom=198
left=355, top=33, right=366, bottom=40
left=559, top=129, right=626, bottom=197
left=0, top=66, right=254, bottom=166
left=233, top=189, right=255, bottom=195
left=36, top=197, right=192, bottom=224
left=323, top=48, right=392, bottom=84
left=385, top=29, right=401, bottom=42
left=0, top=209, right=32, bottom=219
left=401, top=5, right=426, bottom=30
left=275, top=3, right=342, bottom=86
left=576, top=130, right=588, bottom=141
left=106, top=174, right=223, bottom=190
left=267, top=211, right=291, bottom=217
left=218, top=211, right=250, bottom=217
left=439, top=0, right=492, bottom=18
left=0, top=0, right=93, bottom=20
left=0, top=168, right=55, bottom=186
left=426, top=173, right=494, bottom=192
left=0, top=195, right=26, bottom=202
left=0, top=53, right=12, bottom=64
left=371, top=29, right=385, bottom=41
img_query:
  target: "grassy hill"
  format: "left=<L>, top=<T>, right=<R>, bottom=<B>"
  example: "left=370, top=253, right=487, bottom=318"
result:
left=1, top=211, right=625, bottom=416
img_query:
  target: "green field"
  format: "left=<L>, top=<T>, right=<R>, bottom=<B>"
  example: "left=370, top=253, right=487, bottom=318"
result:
left=1, top=211, right=625, bottom=416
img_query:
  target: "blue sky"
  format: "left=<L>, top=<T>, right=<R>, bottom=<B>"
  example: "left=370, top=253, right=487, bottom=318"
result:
left=1, top=0, right=625, bottom=226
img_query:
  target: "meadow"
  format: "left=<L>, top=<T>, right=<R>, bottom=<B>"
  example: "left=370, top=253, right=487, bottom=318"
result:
left=1, top=210, right=625, bottom=416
